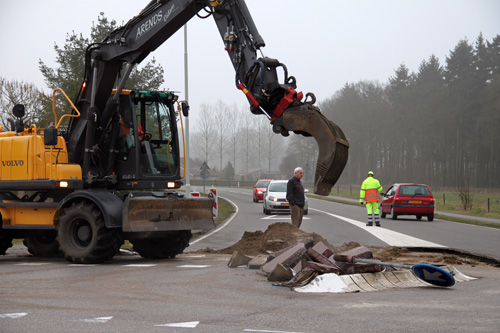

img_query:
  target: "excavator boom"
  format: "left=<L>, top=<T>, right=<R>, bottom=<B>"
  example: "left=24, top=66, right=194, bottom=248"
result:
left=68, top=0, right=348, bottom=195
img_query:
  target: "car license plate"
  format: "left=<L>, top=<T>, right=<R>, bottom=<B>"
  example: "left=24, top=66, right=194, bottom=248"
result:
left=409, top=200, right=422, bottom=204
left=282, top=203, right=289, bottom=207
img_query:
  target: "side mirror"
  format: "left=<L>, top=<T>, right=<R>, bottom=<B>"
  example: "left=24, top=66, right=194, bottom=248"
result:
left=13, top=104, right=25, bottom=118
left=44, top=127, right=58, bottom=146
left=13, top=104, right=25, bottom=133
left=181, top=101, right=189, bottom=117
left=305, top=189, right=309, bottom=193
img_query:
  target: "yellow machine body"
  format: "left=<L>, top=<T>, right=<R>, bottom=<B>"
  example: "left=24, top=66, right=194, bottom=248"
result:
left=0, top=129, right=81, bottom=182
left=0, top=129, right=81, bottom=228
left=0, top=204, right=57, bottom=228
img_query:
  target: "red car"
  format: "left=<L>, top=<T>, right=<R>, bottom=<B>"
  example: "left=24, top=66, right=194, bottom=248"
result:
left=380, top=183, right=435, bottom=221
left=253, top=179, right=271, bottom=202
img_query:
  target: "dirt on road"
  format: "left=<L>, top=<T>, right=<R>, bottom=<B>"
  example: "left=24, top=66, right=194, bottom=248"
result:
left=192, top=222, right=499, bottom=267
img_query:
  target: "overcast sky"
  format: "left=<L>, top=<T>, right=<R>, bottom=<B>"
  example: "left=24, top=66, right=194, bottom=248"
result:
left=1, top=0, right=499, bottom=127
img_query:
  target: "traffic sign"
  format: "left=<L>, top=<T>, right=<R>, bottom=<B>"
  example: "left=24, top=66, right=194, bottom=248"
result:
left=411, top=263, right=456, bottom=287
left=200, top=161, right=210, bottom=170
left=200, top=169, right=210, bottom=180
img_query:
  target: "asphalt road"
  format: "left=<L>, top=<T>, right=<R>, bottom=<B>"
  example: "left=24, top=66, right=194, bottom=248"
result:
left=190, top=187, right=500, bottom=261
left=1, top=187, right=500, bottom=332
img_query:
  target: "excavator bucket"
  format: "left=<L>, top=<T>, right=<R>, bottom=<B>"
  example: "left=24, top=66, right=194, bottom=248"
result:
left=281, top=105, right=349, bottom=196
left=122, top=195, right=216, bottom=232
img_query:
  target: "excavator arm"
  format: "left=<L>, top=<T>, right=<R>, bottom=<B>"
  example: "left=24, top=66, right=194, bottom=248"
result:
left=68, top=0, right=348, bottom=195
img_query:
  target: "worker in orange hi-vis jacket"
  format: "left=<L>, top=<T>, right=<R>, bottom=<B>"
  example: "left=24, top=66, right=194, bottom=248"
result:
left=359, top=171, right=383, bottom=227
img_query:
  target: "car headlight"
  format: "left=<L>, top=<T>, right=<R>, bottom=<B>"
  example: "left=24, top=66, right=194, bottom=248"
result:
left=268, top=196, right=277, bottom=202
left=257, top=191, right=262, bottom=194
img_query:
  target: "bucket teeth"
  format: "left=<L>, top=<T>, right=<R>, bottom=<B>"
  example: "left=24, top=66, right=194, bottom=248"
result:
left=282, top=105, right=349, bottom=195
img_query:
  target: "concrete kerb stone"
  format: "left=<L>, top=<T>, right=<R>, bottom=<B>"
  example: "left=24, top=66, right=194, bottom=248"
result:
left=261, top=243, right=307, bottom=276
left=247, top=254, right=268, bottom=270
left=226, top=242, right=478, bottom=293
left=227, top=251, right=252, bottom=268
left=268, top=263, right=295, bottom=282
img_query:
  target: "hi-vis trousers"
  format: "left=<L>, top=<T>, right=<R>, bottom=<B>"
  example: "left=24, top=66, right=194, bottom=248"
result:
left=365, top=201, right=380, bottom=226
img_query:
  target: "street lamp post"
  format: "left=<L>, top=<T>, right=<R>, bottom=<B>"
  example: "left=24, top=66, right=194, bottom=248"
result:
left=183, top=24, right=191, bottom=196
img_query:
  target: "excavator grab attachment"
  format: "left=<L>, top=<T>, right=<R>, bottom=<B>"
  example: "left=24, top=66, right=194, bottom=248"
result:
left=278, top=104, right=349, bottom=196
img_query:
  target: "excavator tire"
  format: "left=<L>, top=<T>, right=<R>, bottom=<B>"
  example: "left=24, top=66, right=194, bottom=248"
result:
left=23, top=230, right=60, bottom=257
left=130, top=230, right=192, bottom=259
left=282, top=104, right=349, bottom=196
left=0, top=229, right=13, bottom=255
left=57, top=202, right=123, bottom=264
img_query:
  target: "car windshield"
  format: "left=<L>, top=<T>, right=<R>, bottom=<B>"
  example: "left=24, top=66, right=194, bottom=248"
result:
left=257, top=181, right=270, bottom=187
left=268, top=182, right=287, bottom=192
left=399, top=185, right=430, bottom=196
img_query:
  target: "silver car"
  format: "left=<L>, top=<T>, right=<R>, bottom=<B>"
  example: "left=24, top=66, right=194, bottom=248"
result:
left=262, top=180, right=308, bottom=215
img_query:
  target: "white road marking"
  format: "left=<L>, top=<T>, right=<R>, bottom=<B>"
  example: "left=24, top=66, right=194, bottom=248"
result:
left=155, top=321, right=200, bottom=328
left=68, top=264, right=97, bottom=267
left=0, top=313, right=28, bottom=319
left=190, top=196, right=239, bottom=245
left=119, top=249, right=137, bottom=255
left=228, top=190, right=251, bottom=196
left=244, top=329, right=303, bottom=333
left=184, top=255, right=206, bottom=258
left=177, top=265, right=211, bottom=268
left=123, top=264, right=157, bottom=267
left=15, top=263, right=49, bottom=266
left=310, top=208, right=445, bottom=247
left=262, top=215, right=311, bottom=220
left=344, top=302, right=389, bottom=309
left=79, top=316, right=113, bottom=323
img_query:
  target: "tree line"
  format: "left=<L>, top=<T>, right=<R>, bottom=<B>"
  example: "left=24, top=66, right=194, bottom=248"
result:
left=319, top=33, right=500, bottom=189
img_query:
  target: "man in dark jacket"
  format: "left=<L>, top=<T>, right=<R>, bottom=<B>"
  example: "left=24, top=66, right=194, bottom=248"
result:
left=287, top=167, right=305, bottom=228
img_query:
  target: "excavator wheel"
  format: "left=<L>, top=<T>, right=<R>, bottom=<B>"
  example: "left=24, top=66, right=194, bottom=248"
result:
left=130, top=230, right=192, bottom=259
left=282, top=104, right=349, bottom=195
left=23, top=230, right=60, bottom=257
left=57, top=202, right=123, bottom=264
left=0, top=228, right=13, bottom=255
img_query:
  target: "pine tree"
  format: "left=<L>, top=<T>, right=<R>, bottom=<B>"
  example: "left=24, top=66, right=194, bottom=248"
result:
left=39, top=12, right=164, bottom=102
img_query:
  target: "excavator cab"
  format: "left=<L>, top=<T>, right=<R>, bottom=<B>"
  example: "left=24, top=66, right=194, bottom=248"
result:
left=107, top=90, right=181, bottom=189
left=135, top=92, right=178, bottom=177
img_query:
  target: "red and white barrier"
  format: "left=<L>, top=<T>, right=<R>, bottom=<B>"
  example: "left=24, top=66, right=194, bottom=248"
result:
left=209, top=188, right=218, bottom=219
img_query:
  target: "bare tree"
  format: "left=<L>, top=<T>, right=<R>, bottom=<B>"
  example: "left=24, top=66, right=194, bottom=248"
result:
left=240, top=105, right=253, bottom=173
left=455, top=177, right=474, bottom=211
left=0, top=77, right=52, bottom=130
left=213, top=100, right=229, bottom=171
left=194, top=103, right=216, bottom=166
left=226, top=103, right=243, bottom=173
left=254, top=116, right=267, bottom=170
left=263, top=123, right=285, bottom=174
left=279, top=135, right=318, bottom=179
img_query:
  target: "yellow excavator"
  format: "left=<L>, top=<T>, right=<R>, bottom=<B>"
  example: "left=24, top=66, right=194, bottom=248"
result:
left=0, top=0, right=348, bottom=263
